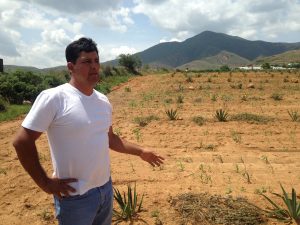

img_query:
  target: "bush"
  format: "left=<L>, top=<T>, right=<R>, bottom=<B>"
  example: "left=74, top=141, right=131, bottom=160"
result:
left=0, top=70, right=66, bottom=104
left=192, top=116, right=205, bottom=126
left=118, top=54, right=142, bottom=74
left=0, top=96, right=8, bottom=112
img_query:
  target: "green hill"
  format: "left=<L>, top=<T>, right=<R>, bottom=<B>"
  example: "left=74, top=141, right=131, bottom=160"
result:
left=254, top=50, right=300, bottom=65
left=135, top=31, right=300, bottom=68
left=177, top=51, right=250, bottom=70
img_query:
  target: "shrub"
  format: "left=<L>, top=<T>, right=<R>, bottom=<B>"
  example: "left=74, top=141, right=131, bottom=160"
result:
left=231, top=113, right=273, bottom=124
left=271, top=93, right=283, bottom=101
left=133, top=115, right=159, bottom=127
left=177, top=95, right=184, bottom=104
left=192, top=116, right=205, bottom=126
left=0, top=96, right=9, bottom=112
left=186, top=76, right=193, bottom=83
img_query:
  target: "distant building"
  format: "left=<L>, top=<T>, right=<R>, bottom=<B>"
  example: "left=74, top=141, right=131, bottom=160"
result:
left=0, top=58, right=3, bottom=73
left=238, top=65, right=262, bottom=70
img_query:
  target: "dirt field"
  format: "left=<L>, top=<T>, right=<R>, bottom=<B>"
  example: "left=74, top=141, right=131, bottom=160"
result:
left=0, top=71, right=300, bottom=225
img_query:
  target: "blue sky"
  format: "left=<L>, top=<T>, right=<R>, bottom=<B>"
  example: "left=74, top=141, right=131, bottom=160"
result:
left=1, top=0, right=300, bottom=68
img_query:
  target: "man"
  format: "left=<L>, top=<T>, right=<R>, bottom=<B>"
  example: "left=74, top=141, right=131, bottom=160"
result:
left=13, top=37, right=164, bottom=225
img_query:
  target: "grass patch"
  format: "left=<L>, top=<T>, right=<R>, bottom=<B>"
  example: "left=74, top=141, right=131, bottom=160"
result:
left=133, top=115, right=159, bottom=127
left=96, top=75, right=131, bottom=95
left=0, top=104, right=31, bottom=122
left=171, top=193, right=266, bottom=225
left=231, top=113, right=273, bottom=124
left=192, top=116, right=205, bottom=126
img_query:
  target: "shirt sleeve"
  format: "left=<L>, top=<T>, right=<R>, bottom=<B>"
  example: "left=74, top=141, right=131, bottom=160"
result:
left=22, top=91, right=57, bottom=132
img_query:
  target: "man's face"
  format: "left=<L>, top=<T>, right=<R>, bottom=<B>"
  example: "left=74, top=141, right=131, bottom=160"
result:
left=68, top=51, right=100, bottom=87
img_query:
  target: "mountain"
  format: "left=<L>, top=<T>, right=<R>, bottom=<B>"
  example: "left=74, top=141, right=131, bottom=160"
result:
left=253, top=49, right=300, bottom=65
left=3, top=65, right=67, bottom=74
left=4, top=65, right=41, bottom=73
left=4, top=31, right=300, bottom=72
left=132, top=31, right=300, bottom=68
left=177, top=51, right=251, bottom=70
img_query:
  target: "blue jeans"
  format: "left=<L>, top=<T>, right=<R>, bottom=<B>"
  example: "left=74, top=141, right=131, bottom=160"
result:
left=54, top=179, right=113, bottom=225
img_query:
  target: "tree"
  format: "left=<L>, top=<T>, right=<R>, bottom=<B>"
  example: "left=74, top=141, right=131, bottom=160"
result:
left=118, top=54, right=142, bottom=74
left=261, top=63, right=271, bottom=70
left=219, top=65, right=230, bottom=72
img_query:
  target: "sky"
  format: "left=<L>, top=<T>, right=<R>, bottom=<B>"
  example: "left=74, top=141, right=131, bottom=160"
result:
left=1, top=0, right=300, bottom=69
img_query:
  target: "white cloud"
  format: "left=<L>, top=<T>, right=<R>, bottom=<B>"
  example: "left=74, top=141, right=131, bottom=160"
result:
left=159, top=30, right=191, bottom=43
left=1, top=0, right=135, bottom=67
left=1, top=0, right=300, bottom=68
left=133, top=0, right=300, bottom=42
left=101, top=45, right=137, bottom=61
left=16, top=0, right=122, bottom=14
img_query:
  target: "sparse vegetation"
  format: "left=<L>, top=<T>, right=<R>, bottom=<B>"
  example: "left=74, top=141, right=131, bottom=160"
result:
left=271, top=92, right=283, bottom=101
left=171, top=193, right=265, bottom=225
left=133, top=115, right=159, bottom=127
left=192, top=116, right=205, bottom=126
left=1, top=70, right=300, bottom=225
left=231, top=113, right=273, bottom=124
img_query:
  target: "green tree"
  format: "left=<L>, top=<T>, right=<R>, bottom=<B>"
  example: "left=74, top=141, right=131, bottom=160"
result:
left=220, top=65, right=230, bottom=72
left=118, top=54, right=142, bottom=74
left=261, top=63, right=271, bottom=70
left=0, top=70, right=66, bottom=104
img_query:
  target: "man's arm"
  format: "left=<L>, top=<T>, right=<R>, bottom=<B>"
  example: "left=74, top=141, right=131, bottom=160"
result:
left=108, top=126, right=164, bottom=167
left=13, top=127, right=77, bottom=198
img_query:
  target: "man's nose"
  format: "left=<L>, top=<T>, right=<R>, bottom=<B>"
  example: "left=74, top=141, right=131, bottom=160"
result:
left=91, top=62, right=99, bottom=69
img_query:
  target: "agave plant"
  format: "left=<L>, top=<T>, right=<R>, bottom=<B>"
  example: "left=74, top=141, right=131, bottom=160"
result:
left=215, top=109, right=229, bottom=122
left=165, top=109, right=178, bottom=120
left=288, top=110, right=299, bottom=122
left=113, top=183, right=144, bottom=221
left=261, top=184, right=300, bottom=224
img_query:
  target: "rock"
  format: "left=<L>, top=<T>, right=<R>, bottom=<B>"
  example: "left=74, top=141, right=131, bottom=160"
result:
left=247, top=83, right=255, bottom=88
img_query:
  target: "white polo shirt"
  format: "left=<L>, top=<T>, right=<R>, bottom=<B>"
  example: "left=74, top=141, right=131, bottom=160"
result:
left=22, top=83, right=112, bottom=195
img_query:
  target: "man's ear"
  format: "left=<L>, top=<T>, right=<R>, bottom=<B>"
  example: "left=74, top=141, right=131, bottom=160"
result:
left=67, top=62, right=74, bottom=73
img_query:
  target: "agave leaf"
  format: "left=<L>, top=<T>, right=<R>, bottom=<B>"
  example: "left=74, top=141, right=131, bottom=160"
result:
left=297, top=202, right=300, bottom=215
left=133, top=184, right=137, bottom=212
left=138, top=194, right=144, bottom=212
left=280, top=184, right=293, bottom=218
left=292, top=188, right=297, bottom=218
left=114, top=188, right=125, bottom=207
left=261, top=193, right=282, bottom=210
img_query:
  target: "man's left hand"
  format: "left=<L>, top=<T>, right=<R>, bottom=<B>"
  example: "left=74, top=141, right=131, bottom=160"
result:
left=140, top=150, right=165, bottom=167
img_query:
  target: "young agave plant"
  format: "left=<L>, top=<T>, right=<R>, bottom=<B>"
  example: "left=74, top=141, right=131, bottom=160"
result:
left=215, top=109, right=229, bottom=122
left=261, top=184, right=300, bottom=224
left=165, top=109, right=178, bottom=120
left=113, top=183, right=144, bottom=221
left=288, top=110, right=299, bottom=122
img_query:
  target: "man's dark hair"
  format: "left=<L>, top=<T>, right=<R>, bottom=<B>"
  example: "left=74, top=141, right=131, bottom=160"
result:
left=65, top=37, right=98, bottom=64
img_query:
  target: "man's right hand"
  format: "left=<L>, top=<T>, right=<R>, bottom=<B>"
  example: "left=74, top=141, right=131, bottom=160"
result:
left=40, top=177, right=78, bottom=199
